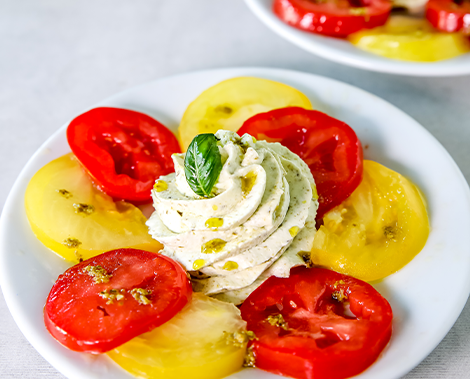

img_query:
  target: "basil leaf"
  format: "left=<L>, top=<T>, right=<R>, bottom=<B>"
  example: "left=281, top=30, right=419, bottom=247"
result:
left=184, top=133, right=223, bottom=198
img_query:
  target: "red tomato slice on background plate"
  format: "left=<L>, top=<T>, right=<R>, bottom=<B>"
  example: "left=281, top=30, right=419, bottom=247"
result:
left=240, top=267, right=393, bottom=379
left=273, top=0, right=392, bottom=38
left=426, top=0, right=470, bottom=33
left=67, top=107, right=181, bottom=203
left=44, top=248, right=192, bottom=354
left=238, top=107, right=363, bottom=220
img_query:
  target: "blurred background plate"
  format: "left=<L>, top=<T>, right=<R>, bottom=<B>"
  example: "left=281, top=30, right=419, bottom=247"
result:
left=245, top=0, right=470, bottom=76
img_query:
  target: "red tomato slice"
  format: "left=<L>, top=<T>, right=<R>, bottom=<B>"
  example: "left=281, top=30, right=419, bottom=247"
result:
left=238, top=107, right=363, bottom=220
left=426, top=0, right=470, bottom=33
left=44, top=248, right=192, bottom=353
left=67, top=107, right=181, bottom=203
left=273, top=0, right=392, bottom=38
left=240, top=267, right=393, bottom=379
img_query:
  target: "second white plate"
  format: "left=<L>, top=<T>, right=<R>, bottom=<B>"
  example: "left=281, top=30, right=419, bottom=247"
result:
left=245, top=0, right=470, bottom=76
left=1, top=67, right=470, bottom=379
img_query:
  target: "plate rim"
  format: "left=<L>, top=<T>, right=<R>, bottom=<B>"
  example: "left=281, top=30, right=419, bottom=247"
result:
left=1, top=66, right=470, bottom=379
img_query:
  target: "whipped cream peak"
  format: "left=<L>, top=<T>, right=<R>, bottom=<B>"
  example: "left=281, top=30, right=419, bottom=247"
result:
left=147, top=130, right=318, bottom=304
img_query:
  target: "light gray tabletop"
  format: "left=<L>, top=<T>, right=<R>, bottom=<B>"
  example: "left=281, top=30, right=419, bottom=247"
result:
left=1, top=1, right=470, bottom=378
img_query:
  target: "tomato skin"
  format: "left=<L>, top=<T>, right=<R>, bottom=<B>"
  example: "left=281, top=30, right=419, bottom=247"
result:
left=241, top=267, right=393, bottom=379
left=273, top=0, right=392, bottom=37
left=426, top=0, right=470, bottom=33
left=44, top=248, right=192, bottom=354
left=238, top=107, right=363, bottom=220
left=67, top=107, right=181, bottom=203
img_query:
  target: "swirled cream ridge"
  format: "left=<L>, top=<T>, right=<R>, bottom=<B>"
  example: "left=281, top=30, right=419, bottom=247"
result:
left=146, top=130, right=318, bottom=304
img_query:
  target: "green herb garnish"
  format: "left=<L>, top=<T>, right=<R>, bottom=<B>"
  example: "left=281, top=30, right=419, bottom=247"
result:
left=184, top=133, right=223, bottom=197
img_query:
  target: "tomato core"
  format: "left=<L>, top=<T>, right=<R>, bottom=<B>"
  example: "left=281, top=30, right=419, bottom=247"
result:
left=241, top=267, right=393, bottom=379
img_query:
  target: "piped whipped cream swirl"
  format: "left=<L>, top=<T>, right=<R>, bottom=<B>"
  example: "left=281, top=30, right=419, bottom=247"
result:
left=147, top=130, right=318, bottom=304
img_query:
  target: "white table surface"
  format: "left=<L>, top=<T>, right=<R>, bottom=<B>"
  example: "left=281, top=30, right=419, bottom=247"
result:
left=1, top=1, right=470, bottom=378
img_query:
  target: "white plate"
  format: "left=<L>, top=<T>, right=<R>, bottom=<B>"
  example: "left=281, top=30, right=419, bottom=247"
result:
left=1, top=67, right=470, bottom=379
left=245, top=0, right=470, bottom=77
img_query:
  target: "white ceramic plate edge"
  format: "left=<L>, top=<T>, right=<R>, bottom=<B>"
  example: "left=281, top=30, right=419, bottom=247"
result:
left=1, top=67, right=470, bottom=379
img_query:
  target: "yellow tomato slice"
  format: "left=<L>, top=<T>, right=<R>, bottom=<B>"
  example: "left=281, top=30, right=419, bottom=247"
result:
left=311, top=160, right=429, bottom=282
left=178, top=76, right=313, bottom=149
left=25, top=153, right=162, bottom=262
left=108, top=292, right=248, bottom=379
left=348, top=16, right=470, bottom=62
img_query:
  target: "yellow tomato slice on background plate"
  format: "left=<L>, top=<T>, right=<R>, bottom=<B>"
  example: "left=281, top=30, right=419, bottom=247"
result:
left=178, top=76, right=313, bottom=149
left=311, top=160, right=429, bottom=282
left=24, top=153, right=162, bottom=262
left=348, top=16, right=470, bottom=62
left=108, top=292, right=248, bottom=379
